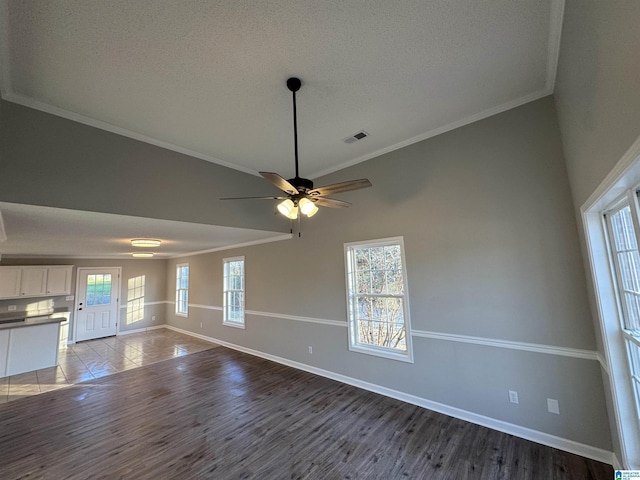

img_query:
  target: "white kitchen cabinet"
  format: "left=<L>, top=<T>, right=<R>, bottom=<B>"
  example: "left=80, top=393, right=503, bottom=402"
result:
left=5, top=322, right=61, bottom=376
left=0, top=266, right=73, bottom=299
left=0, top=330, right=9, bottom=377
left=46, top=266, right=73, bottom=295
left=0, top=268, right=22, bottom=298
left=19, top=267, right=48, bottom=297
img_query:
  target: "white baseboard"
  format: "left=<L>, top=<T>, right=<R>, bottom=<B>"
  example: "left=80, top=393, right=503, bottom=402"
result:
left=163, top=324, right=614, bottom=466
left=612, top=453, right=623, bottom=470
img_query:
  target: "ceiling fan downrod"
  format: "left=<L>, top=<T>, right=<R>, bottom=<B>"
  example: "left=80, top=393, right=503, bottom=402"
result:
left=219, top=76, right=372, bottom=218
left=287, top=77, right=303, bottom=183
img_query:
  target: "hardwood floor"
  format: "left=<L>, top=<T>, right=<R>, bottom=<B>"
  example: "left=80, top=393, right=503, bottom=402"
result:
left=0, top=344, right=613, bottom=479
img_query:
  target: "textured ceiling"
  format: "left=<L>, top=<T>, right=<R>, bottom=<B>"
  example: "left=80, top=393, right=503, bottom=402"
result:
left=0, top=202, right=288, bottom=259
left=0, top=0, right=563, bottom=180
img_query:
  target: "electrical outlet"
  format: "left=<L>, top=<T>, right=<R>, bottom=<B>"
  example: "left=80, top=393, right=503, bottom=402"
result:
left=547, top=398, right=560, bottom=414
left=8, top=305, right=17, bottom=311
left=508, top=390, right=519, bottom=404
left=152, top=315, right=156, bottom=321
left=308, top=346, right=313, bottom=354
left=65, top=295, right=74, bottom=301
left=200, top=322, right=203, bottom=328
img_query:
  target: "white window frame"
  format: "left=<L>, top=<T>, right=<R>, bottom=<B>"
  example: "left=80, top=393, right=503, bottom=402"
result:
left=604, top=192, right=640, bottom=423
left=223, top=256, right=245, bottom=329
left=344, top=236, right=413, bottom=363
left=582, top=137, right=640, bottom=469
left=175, top=263, right=189, bottom=317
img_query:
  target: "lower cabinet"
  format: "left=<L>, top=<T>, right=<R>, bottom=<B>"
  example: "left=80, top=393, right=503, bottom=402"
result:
left=1, top=322, right=61, bottom=378
left=0, top=330, right=9, bottom=377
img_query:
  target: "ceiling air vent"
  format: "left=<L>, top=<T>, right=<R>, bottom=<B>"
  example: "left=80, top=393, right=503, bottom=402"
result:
left=343, top=130, right=369, bottom=144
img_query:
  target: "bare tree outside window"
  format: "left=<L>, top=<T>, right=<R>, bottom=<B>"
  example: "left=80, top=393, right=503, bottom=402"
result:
left=345, top=238, right=413, bottom=362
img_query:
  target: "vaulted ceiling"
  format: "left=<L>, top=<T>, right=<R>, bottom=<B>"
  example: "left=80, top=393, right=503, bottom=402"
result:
left=0, top=0, right=564, bottom=258
left=1, top=0, right=563, bottom=179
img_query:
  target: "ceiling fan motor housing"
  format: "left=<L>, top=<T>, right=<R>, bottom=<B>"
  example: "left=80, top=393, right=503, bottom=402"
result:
left=289, top=176, right=314, bottom=192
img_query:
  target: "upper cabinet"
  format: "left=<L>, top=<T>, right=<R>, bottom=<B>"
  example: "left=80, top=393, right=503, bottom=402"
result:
left=46, top=266, right=73, bottom=296
left=0, top=266, right=73, bottom=299
left=20, top=267, right=48, bottom=297
left=0, top=268, right=22, bottom=298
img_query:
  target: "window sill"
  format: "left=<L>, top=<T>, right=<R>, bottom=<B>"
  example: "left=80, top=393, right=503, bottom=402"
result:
left=349, top=344, right=414, bottom=363
left=223, top=320, right=245, bottom=329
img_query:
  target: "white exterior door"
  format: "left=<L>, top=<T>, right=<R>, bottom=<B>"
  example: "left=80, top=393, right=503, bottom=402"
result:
left=75, top=268, right=120, bottom=342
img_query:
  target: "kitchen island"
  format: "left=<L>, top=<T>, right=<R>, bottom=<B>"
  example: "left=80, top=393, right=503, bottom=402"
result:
left=0, top=309, right=67, bottom=378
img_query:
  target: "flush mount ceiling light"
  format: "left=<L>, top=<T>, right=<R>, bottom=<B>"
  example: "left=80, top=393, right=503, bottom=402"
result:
left=221, top=77, right=372, bottom=220
left=131, top=238, right=161, bottom=248
left=132, top=252, right=154, bottom=258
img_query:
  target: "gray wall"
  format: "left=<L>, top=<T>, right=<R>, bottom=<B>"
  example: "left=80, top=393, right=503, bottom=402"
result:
left=0, top=258, right=167, bottom=342
left=553, top=1, right=640, bottom=464
left=0, top=100, right=286, bottom=233
left=555, top=1, right=640, bottom=208
left=166, top=97, right=611, bottom=450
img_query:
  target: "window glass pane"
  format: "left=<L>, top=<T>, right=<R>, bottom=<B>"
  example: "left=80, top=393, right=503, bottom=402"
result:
left=617, top=251, right=640, bottom=293
left=355, top=248, right=370, bottom=270
left=371, top=270, right=385, bottom=294
left=385, top=245, right=401, bottom=270
left=176, top=265, right=189, bottom=315
left=624, top=293, right=640, bottom=331
left=369, top=247, right=385, bottom=270
left=346, top=240, right=410, bottom=359
left=627, top=339, right=640, bottom=374
left=86, top=273, right=111, bottom=306
left=611, top=206, right=638, bottom=251
left=356, top=271, right=370, bottom=293
left=223, top=259, right=245, bottom=324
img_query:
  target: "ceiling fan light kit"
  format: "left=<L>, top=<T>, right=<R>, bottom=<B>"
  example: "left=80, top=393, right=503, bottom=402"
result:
left=298, top=198, right=318, bottom=217
left=277, top=199, right=298, bottom=219
left=221, top=77, right=372, bottom=223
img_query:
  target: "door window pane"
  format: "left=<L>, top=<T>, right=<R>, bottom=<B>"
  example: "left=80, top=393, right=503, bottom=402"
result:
left=86, top=274, right=112, bottom=306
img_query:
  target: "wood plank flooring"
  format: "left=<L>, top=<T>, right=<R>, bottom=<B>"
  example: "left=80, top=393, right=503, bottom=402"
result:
left=0, top=343, right=613, bottom=479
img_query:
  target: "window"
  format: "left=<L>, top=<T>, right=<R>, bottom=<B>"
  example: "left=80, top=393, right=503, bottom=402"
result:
left=126, top=275, right=145, bottom=325
left=176, top=264, right=189, bottom=316
left=223, top=257, right=245, bottom=328
left=86, top=274, right=112, bottom=306
left=344, top=237, right=413, bottom=362
left=605, top=197, right=640, bottom=418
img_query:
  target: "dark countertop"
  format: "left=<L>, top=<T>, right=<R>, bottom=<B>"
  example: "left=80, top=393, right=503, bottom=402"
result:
left=0, top=307, right=69, bottom=331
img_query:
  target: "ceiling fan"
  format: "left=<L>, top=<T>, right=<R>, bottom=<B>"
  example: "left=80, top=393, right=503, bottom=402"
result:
left=221, top=77, right=372, bottom=220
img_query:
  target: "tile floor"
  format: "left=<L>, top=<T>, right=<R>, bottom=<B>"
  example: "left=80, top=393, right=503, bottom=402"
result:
left=0, top=328, right=217, bottom=404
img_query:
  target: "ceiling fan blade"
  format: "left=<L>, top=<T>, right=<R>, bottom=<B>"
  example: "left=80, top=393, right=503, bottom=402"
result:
left=220, top=196, right=286, bottom=201
left=311, top=197, right=351, bottom=208
left=260, top=172, right=299, bottom=195
left=308, top=178, right=372, bottom=197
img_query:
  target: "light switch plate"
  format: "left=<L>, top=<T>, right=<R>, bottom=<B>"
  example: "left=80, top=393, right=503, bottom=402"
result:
left=66, top=295, right=74, bottom=301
